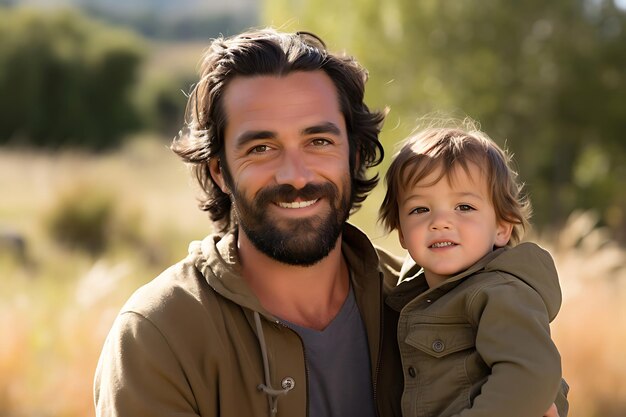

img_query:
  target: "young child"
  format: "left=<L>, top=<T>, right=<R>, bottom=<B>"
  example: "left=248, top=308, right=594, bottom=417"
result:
left=380, top=126, right=564, bottom=417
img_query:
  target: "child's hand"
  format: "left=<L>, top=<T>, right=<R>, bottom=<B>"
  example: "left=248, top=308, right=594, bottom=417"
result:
left=543, top=403, right=559, bottom=417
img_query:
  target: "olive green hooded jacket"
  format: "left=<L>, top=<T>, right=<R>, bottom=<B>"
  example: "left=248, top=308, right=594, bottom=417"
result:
left=386, top=242, right=566, bottom=417
left=93, top=224, right=403, bottom=417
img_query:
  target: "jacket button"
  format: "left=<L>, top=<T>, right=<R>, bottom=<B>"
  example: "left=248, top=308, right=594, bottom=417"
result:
left=432, top=340, right=445, bottom=353
left=281, top=377, right=295, bottom=390
left=408, top=367, right=416, bottom=378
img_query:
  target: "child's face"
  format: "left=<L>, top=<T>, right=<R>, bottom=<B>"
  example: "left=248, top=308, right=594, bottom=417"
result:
left=397, top=162, right=513, bottom=288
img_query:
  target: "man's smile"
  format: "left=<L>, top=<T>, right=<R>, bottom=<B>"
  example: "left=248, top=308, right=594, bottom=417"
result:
left=277, top=199, right=319, bottom=209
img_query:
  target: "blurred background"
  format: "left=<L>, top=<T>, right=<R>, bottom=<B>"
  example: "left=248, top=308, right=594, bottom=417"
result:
left=1, top=0, right=625, bottom=415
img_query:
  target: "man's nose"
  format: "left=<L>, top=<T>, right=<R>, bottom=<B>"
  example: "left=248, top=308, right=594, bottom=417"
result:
left=275, top=149, right=314, bottom=189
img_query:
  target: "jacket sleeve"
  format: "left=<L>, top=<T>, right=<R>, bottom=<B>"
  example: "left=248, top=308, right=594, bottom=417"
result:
left=555, top=378, right=570, bottom=417
left=453, top=278, right=562, bottom=417
left=94, top=311, right=201, bottom=417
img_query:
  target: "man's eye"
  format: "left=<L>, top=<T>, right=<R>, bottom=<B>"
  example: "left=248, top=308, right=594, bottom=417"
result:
left=311, top=138, right=331, bottom=146
left=249, top=145, right=270, bottom=154
left=410, top=207, right=429, bottom=215
left=457, top=204, right=474, bottom=211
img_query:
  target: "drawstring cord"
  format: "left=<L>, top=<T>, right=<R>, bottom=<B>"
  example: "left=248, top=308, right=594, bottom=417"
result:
left=254, top=312, right=293, bottom=416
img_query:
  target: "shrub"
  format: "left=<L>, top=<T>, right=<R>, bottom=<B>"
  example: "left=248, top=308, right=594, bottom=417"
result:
left=44, top=185, right=117, bottom=254
left=0, top=7, right=146, bottom=149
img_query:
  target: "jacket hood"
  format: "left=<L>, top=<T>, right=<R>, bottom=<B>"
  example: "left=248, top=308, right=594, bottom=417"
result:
left=188, top=228, right=275, bottom=318
left=187, top=223, right=390, bottom=320
left=393, top=242, right=562, bottom=321
left=479, top=242, right=562, bottom=321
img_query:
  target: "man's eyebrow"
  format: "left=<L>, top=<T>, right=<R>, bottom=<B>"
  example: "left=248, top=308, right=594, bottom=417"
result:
left=302, top=122, right=342, bottom=136
left=234, top=122, right=341, bottom=148
left=234, top=130, right=277, bottom=148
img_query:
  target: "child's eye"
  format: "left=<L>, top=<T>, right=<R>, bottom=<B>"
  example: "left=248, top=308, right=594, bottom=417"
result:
left=456, top=204, right=475, bottom=212
left=410, top=207, right=429, bottom=215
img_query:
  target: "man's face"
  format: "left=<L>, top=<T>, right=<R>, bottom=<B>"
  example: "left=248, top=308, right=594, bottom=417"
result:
left=212, top=71, right=352, bottom=266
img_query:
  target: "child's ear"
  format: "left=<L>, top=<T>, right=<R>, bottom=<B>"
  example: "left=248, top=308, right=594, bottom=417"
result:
left=495, top=221, right=514, bottom=247
left=209, top=158, right=230, bottom=194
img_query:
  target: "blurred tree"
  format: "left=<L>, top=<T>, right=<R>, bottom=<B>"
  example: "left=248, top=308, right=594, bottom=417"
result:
left=0, top=7, right=145, bottom=149
left=263, top=0, right=626, bottom=241
left=134, top=72, right=192, bottom=138
left=81, top=6, right=257, bottom=41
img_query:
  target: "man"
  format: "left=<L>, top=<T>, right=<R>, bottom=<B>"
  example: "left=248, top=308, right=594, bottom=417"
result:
left=94, top=28, right=566, bottom=417
left=95, top=28, right=402, bottom=417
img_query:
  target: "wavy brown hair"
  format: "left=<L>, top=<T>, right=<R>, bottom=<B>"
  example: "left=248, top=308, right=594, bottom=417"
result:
left=379, top=126, right=532, bottom=246
left=171, top=28, right=386, bottom=232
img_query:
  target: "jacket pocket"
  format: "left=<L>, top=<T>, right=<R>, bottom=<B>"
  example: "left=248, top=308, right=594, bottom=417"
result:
left=404, top=323, right=475, bottom=358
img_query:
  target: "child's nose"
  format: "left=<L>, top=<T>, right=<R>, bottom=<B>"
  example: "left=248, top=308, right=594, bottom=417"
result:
left=429, top=211, right=453, bottom=230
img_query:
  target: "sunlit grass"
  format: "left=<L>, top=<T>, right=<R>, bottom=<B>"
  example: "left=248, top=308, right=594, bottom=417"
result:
left=1, top=138, right=624, bottom=416
left=541, top=212, right=626, bottom=417
left=1, top=135, right=209, bottom=416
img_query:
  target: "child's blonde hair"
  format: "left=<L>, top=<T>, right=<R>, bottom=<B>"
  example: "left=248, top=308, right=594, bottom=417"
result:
left=379, top=125, right=531, bottom=246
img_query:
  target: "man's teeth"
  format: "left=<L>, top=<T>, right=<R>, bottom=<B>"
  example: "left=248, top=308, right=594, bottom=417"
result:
left=278, top=199, right=318, bottom=209
left=431, top=241, right=455, bottom=248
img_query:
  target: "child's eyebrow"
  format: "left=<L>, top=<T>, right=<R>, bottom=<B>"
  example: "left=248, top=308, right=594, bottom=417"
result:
left=453, top=191, right=484, bottom=200
left=400, top=193, right=426, bottom=205
left=400, top=191, right=485, bottom=205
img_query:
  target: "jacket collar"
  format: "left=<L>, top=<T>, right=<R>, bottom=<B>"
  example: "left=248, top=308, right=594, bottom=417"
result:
left=189, top=223, right=383, bottom=320
left=386, top=247, right=507, bottom=311
left=387, top=242, right=561, bottom=320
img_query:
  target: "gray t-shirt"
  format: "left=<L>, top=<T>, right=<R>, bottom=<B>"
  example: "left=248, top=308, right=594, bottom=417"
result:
left=281, top=286, right=376, bottom=417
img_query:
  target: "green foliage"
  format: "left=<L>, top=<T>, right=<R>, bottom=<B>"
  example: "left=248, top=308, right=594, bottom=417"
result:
left=134, top=73, right=190, bottom=138
left=0, top=7, right=146, bottom=149
left=263, top=0, right=626, bottom=241
left=43, top=181, right=149, bottom=256
left=44, top=184, right=117, bottom=254
left=83, top=6, right=258, bottom=41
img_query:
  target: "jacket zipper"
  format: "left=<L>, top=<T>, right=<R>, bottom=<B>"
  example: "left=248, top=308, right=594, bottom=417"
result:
left=373, top=272, right=384, bottom=417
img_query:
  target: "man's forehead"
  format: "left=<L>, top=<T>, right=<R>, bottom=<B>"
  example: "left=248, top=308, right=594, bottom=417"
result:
left=222, top=71, right=346, bottom=142
left=223, top=71, right=339, bottom=106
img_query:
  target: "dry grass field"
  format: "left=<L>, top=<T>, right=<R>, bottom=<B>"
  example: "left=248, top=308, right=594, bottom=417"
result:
left=1, top=137, right=625, bottom=416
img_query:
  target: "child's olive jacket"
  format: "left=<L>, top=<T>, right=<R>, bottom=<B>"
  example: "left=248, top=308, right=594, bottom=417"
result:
left=386, top=242, right=566, bottom=417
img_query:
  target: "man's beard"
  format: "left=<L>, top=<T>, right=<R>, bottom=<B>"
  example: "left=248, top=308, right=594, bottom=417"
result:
left=228, top=179, right=352, bottom=266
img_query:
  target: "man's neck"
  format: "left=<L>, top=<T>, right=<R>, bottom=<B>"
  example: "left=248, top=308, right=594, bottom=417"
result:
left=238, top=231, right=349, bottom=331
